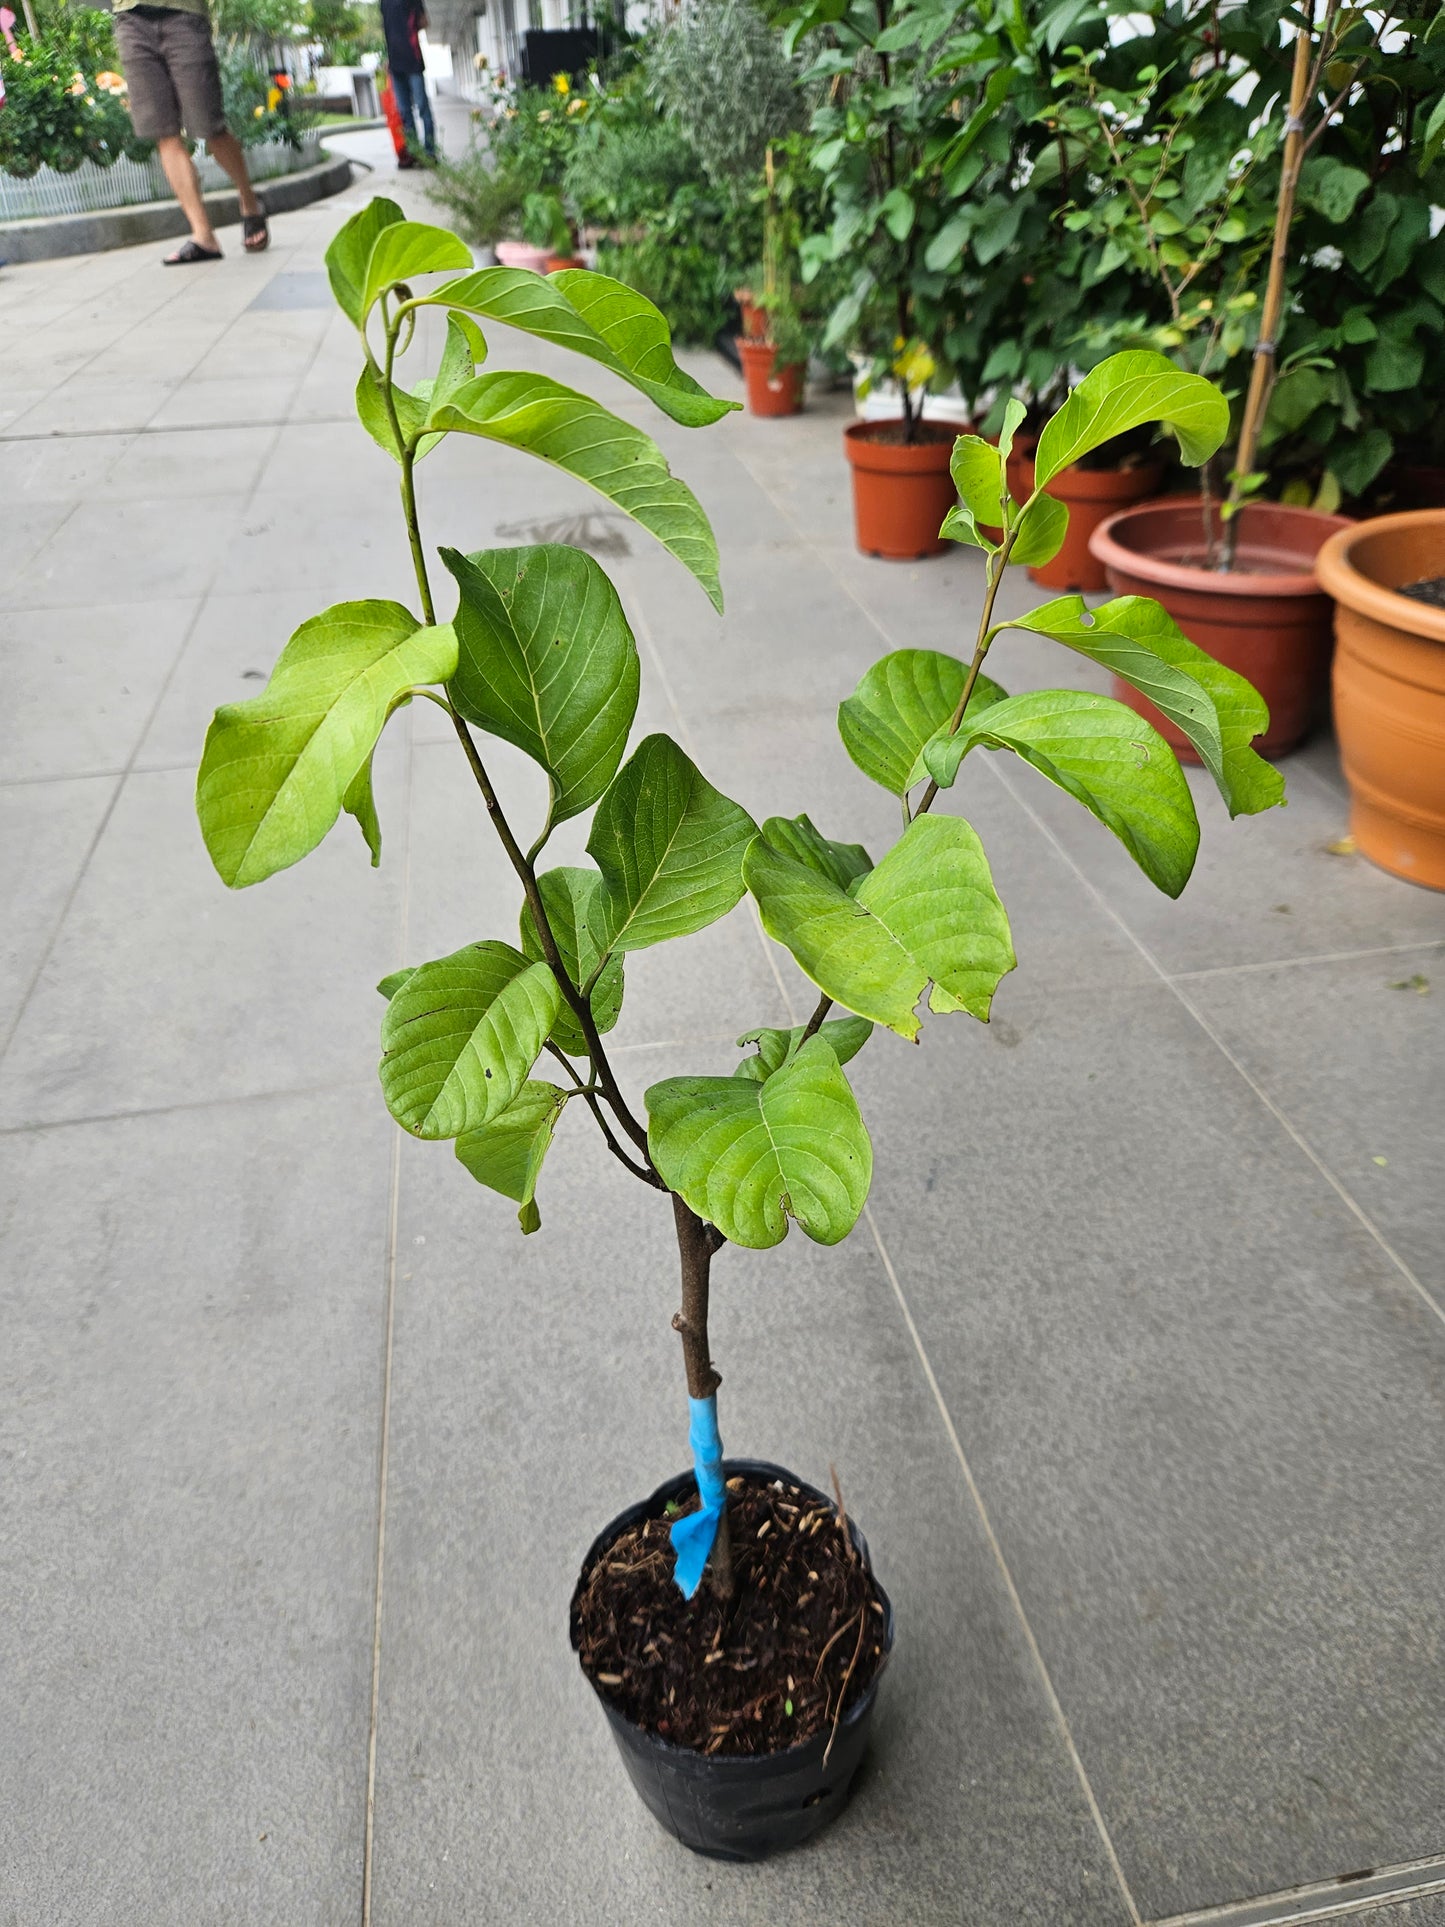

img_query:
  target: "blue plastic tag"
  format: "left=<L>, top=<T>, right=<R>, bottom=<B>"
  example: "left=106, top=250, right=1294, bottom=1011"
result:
left=669, top=1394, right=725, bottom=1600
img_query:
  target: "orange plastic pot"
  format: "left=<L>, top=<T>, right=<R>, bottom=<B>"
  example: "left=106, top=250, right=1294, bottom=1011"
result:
left=1006, top=455, right=1165, bottom=592
left=546, top=254, right=587, bottom=273
left=1317, top=510, right=1445, bottom=890
left=1089, top=498, right=1353, bottom=758
left=734, top=291, right=768, bottom=341
left=738, top=340, right=805, bottom=418
left=843, top=421, right=958, bottom=560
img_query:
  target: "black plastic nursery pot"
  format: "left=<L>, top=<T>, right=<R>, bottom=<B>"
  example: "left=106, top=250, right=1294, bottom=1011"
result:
left=570, top=1458, right=895, bottom=1862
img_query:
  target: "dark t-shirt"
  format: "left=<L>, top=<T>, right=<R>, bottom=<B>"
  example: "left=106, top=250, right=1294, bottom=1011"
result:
left=381, top=0, right=425, bottom=75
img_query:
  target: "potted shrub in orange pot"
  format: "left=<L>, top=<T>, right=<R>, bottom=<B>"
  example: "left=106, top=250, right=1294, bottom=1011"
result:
left=737, top=147, right=809, bottom=419
left=1318, top=511, right=1445, bottom=890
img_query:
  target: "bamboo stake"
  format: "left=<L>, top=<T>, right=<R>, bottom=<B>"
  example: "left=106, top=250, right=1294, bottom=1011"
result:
left=1220, top=11, right=1316, bottom=567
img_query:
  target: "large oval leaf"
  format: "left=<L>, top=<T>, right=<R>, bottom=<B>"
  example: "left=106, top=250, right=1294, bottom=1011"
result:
left=420, top=266, right=736, bottom=427
left=925, top=689, right=1200, bottom=898
left=588, top=735, right=758, bottom=955
left=428, top=371, right=723, bottom=610
left=839, top=650, right=1008, bottom=795
left=196, top=602, right=457, bottom=888
left=379, top=942, right=561, bottom=1140
left=1033, top=351, right=1228, bottom=489
left=1001, top=594, right=1284, bottom=818
left=646, top=1037, right=872, bottom=1249
left=325, top=196, right=404, bottom=327
left=760, top=814, right=872, bottom=892
left=456, top=1079, right=570, bottom=1233
left=519, top=865, right=624, bottom=1056
left=441, top=544, right=639, bottom=828
left=361, top=220, right=473, bottom=320
left=746, top=815, right=1015, bottom=1040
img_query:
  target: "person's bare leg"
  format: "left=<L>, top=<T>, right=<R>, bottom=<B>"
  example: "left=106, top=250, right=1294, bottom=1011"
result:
left=206, top=132, right=261, bottom=219
left=156, top=133, right=220, bottom=251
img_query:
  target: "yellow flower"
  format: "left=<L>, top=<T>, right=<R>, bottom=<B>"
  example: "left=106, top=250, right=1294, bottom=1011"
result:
left=254, top=103, right=265, bottom=118
left=566, top=96, right=584, bottom=115
left=891, top=338, right=936, bottom=392
left=552, top=71, right=569, bottom=95
left=536, top=108, right=551, bottom=122
left=69, top=71, right=87, bottom=95
left=267, top=84, right=282, bottom=110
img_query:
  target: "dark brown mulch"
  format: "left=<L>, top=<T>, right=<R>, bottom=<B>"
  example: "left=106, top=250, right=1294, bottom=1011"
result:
left=571, top=1474, right=887, bottom=1757
left=1398, top=574, right=1445, bottom=609
left=859, top=419, right=959, bottom=448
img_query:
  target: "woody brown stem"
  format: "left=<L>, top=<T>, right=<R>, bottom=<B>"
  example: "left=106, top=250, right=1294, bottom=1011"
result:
left=672, top=1193, right=734, bottom=1600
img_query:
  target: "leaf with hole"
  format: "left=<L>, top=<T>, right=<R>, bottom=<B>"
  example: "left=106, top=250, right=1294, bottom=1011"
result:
left=839, top=650, right=1008, bottom=794
left=925, top=689, right=1200, bottom=896
left=1000, top=594, right=1283, bottom=817
left=759, top=814, right=871, bottom=892
left=378, top=942, right=561, bottom=1140
left=1033, top=351, right=1228, bottom=488
left=646, top=1037, right=872, bottom=1248
left=456, top=1079, right=570, bottom=1232
left=429, top=371, right=723, bottom=609
left=587, top=735, right=758, bottom=955
left=197, top=602, right=457, bottom=888
left=733, top=1015, right=873, bottom=1082
left=519, top=866, right=624, bottom=1057
left=442, top=544, right=639, bottom=827
left=746, top=814, right=1015, bottom=1039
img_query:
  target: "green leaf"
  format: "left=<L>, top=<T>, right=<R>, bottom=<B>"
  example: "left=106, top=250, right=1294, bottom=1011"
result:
left=197, top=602, right=457, bottom=888
left=1298, top=157, right=1371, bottom=223
left=377, top=968, right=415, bottom=1000
left=361, top=220, right=473, bottom=319
left=325, top=196, right=404, bottom=326
left=342, top=751, right=382, bottom=865
left=759, top=814, right=872, bottom=892
left=588, top=734, right=758, bottom=954
left=879, top=186, right=915, bottom=241
left=746, top=815, right=1015, bottom=1040
left=429, top=371, right=723, bottom=610
left=1423, top=94, right=1445, bottom=172
left=441, top=544, right=639, bottom=827
left=455, top=1079, right=569, bottom=1233
left=519, top=866, right=624, bottom=1057
left=420, top=267, right=737, bottom=428
left=1365, top=331, right=1426, bottom=392
left=948, top=433, right=1005, bottom=536
left=1033, top=351, right=1228, bottom=488
left=1001, top=594, right=1284, bottom=818
left=645, top=1038, right=872, bottom=1249
left=354, top=364, right=428, bottom=466
left=1009, top=491, right=1070, bottom=567
left=838, top=650, right=1008, bottom=794
left=733, top=1015, right=873, bottom=1082
left=378, top=942, right=561, bottom=1139
left=924, top=690, right=1200, bottom=897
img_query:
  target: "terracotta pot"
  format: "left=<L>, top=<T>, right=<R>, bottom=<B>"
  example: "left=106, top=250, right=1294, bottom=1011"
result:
left=738, top=339, right=804, bottom=418
left=495, top=239, right=552, bottom=273
left=546, top=253, right=587, bottom=273
left=734, top=290, right=768, bottom=341
left=843, top=420, right=958, bottom=561
left=1089, top=498, right=1353, bottom=758
left=1006, top=454, right=1166, bottom=592
left=1317, top=510, right=1445, bottom=890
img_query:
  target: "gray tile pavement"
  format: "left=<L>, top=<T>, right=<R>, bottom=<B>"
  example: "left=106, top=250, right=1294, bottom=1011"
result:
left=2, top=128, right=1444, bottom=1925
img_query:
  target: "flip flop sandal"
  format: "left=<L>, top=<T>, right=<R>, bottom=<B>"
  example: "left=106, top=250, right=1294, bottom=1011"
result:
left=243, top=212, right=270, bottom=252
left=165, top=238, right=223, bottom=265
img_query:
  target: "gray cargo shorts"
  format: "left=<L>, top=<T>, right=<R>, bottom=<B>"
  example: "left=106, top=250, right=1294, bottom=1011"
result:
left=114, top=6, right=229, bottom=142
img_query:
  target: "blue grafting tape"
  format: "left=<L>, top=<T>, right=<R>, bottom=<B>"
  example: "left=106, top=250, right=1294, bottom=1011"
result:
left=669, top=1394, right=725, bottom=1600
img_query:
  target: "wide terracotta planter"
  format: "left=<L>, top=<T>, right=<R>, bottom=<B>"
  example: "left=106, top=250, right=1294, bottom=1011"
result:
left=1089, top=498, right=1353, bottom=758
left=844, top=420, right=958, bottom=560
left=1317, top=510, right=1445, bottom=890
left=1006, top=454, right=1165, bottom=592
left=738, top=339, right=804, bottom=418
left=495, top=239, right=552, bottom=273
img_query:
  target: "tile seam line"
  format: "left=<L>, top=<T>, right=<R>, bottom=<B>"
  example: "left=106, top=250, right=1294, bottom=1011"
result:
left=987, top=757, right=1445, bottom=1336
left=0, top=1076, right=375, bottom=1136
left=1166, top=937, right=1445, bottom=982
left=863, top=1201, right=1144, bottom=1927
left=361, top=710, right=413, bottom=1927
left=0, top=321, right=326, bottom=1074
left=0, top=415, right=351, bottom=444
left=1143, top=1852, right=1445, bottom=1926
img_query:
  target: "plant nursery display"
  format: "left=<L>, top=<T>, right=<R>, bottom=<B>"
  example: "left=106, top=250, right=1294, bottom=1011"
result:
left=195, top=202, right=1283, bottom=1858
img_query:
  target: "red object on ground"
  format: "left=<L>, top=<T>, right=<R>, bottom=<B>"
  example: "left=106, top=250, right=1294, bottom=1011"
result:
left=380, top=81, right=408, bottom=161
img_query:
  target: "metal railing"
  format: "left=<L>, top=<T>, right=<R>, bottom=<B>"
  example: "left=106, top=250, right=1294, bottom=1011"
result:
left=0, top=135, right=322, bottom=225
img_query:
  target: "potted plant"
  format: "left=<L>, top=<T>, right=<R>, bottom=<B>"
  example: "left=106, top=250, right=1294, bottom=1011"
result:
left=738, top=145, right=810, bottom=418
left=195, top=200, right=1282, bottom=1858
left=1317, top=511, right=1445, bottom=890
left=1060, top=11, right=1397, bottom=757
left=787, top=0, right=971, bottom=557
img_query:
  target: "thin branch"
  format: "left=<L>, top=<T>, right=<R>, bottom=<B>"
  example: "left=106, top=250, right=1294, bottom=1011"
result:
left=548, top=1043, right=661, bottom=1187
left=799, top=992, right=834, bottom=1044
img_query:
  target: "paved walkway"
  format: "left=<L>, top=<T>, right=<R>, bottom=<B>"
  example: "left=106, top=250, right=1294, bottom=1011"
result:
left=3, top=126, right=1445, bottom=1927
